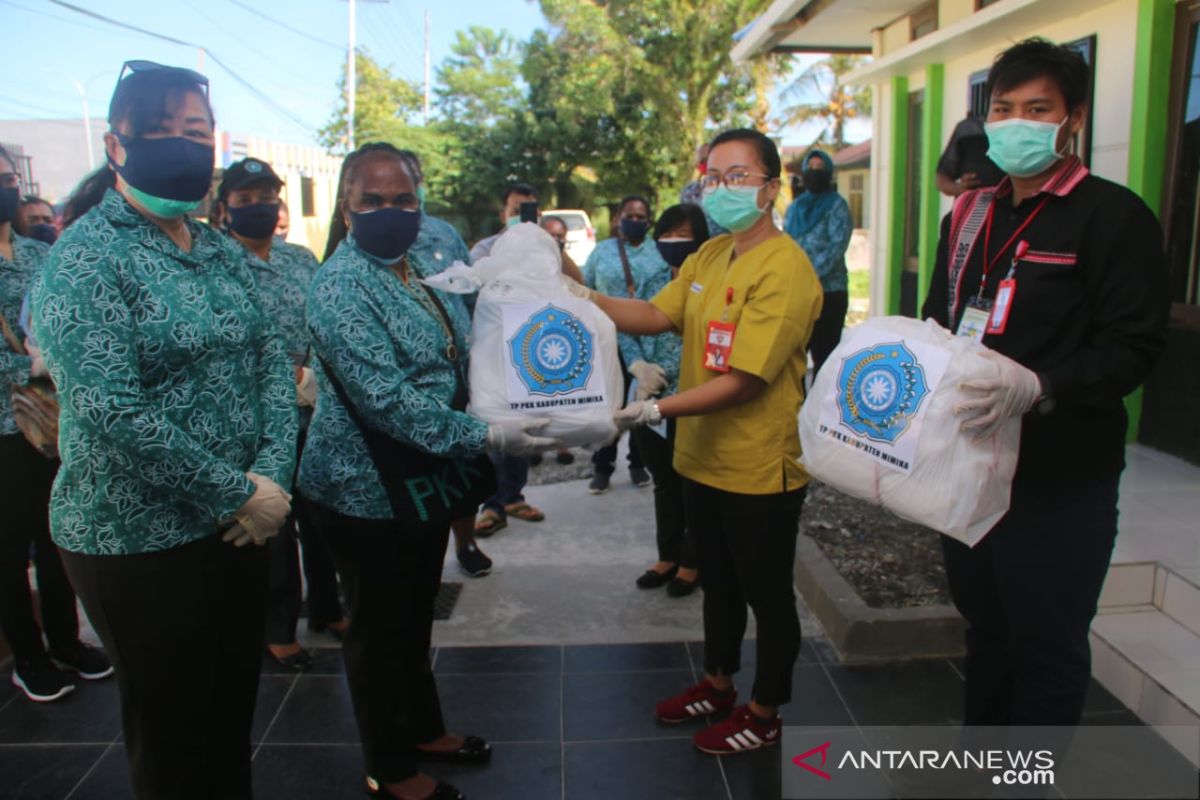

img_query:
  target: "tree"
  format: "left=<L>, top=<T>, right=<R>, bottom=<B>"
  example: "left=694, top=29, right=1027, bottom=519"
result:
left=435, top=27, right=523, bottom=128
left=318, top=50, right=424, bottom=152
left=535, top=0, right=774, bottom=198
left=779, top=55, right=872, bottom=149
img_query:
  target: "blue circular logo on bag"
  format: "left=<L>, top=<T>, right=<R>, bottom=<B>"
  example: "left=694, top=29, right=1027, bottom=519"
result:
left=836, top=342, right=930, bottom=443
left=509, top=304, right=593, bottom=396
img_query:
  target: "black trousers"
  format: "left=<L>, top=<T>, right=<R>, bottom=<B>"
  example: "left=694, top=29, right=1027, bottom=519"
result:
left=631, top=422, right=694, bottom=568
left=61, top=534, right=268, bottom=800
left=0, top=433, right=78, bottom=661
left=942, top=477, right=1120, bottom=725
left=684, top=478, right=806, bottom=707
left=808, top=289, right=849, bottom=376
left=265, top=491, right=343, bottom=644
left=592, top=355, right=643, bottom=475
left=312, top=503, right=448, bottom=782
left=297, top=491, right=343, bottom=628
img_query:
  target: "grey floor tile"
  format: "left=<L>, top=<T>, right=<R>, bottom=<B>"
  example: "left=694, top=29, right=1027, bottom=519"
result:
left=435, top=673, right=561, bottom=743
left=563, top=670, right=698, bottom=742
left=0, top=743, right=107, bottom=799
left=825, top=660, right=963, bottom=726
left=435, top=645, right=562, bottom=675
left=564, top=738, right=727, bottom=800
left=564, top=642, right=691, bottom=673
left=252, top=744, right=365, bottom=800
left=432, top=741, right=561, bottom=800
left=0, top=678, right=120, bottom=744
left=262, top=676, right=358, bottom=744
left=784, top=665, right=855, bottom=727
left=67, top=744, right=130, bottom=800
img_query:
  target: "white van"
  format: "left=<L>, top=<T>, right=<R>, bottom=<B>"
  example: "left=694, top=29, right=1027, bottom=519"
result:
left=542, top=209, right=595, bottom=265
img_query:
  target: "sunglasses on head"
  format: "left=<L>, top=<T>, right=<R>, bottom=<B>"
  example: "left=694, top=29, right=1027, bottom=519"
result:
left=115, top=60, right=210, bottom=96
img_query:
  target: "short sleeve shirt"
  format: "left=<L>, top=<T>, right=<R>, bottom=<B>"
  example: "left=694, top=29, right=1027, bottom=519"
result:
left=651, top=234, right=823, bottom=494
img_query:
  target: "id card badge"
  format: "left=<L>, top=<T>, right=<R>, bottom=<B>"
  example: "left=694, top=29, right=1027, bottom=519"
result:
left=986, top=279, right=1016, bottom=335
left=704, top=320, right=736, bottom=373
left=957, top=297, right=992, bottom=343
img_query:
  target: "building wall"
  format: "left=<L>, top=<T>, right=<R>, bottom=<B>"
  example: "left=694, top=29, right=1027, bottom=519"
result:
left=0, top=118, right=108, bottom=203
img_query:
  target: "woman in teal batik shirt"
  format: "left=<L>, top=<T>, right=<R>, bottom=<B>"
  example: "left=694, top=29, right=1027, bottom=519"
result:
left=0, top=145, right=113, bottom=706
left=300, top=142, right=554, bottom=800
left=32, top=63, right=296, bottom=800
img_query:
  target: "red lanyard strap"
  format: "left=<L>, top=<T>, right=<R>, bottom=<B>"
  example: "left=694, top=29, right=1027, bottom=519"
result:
left=978, top=194, right=1051, bottom=296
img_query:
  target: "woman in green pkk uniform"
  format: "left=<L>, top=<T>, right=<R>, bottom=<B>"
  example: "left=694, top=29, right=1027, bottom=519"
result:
left=0, top=145, right=112, bottom=705
left=32, top=63, right=297, bottom=799
left=301, top=142, right=556, bottom=800
left=213, top=157, right=349, bottom=671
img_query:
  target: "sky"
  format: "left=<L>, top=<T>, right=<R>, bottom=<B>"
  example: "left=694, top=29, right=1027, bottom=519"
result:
left=0, top=0, right=865, bottom=149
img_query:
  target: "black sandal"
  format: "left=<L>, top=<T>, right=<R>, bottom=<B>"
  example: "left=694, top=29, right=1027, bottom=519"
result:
left=365, top=775, right=465, bottom=799
left=415, top=735, right=492, bottom=763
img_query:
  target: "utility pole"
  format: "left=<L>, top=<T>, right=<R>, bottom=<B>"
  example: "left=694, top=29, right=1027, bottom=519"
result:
left=348, top=0, right=357, bottom=150
left=423, top=10, right=431, bottom=126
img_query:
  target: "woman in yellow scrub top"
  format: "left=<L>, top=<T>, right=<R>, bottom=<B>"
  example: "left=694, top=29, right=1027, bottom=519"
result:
left=574, top=128, right=822, bottom=757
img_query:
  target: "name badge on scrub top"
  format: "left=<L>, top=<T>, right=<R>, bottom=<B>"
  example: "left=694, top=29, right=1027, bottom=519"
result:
left=704, top=320, right=736, bottom=373
left=956, top=296, right=992, bottom=343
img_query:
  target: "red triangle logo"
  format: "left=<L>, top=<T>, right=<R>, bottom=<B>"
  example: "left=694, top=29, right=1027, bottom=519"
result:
left=792, top=741, right=833, bottom=781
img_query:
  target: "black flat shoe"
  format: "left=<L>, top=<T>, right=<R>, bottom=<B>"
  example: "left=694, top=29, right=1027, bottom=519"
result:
left=365, top=775, right=465, bottom=799
left=416, top=735, right=492, bottom=763
left=636, top=565, right=678, bottom=589
left=666, top=576, right=700, bottom=598
left=268, top=648, right=313, bottom=672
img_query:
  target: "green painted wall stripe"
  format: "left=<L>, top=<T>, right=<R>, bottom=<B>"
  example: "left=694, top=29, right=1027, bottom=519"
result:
left=1125, top=0, right=1175, bottom=441
left=886, top=75, right=909, bottom=316
left=917, top=64, right=945, bottom=314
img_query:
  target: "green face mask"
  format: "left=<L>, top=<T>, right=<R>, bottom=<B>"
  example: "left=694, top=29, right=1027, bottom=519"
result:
left=505, top=215, right=521, bottom=228
left=702, top=184, right=767, bottom=232
left=417, top=186, right=427, bottom=212
left=126, top=184, right=201, bottom=219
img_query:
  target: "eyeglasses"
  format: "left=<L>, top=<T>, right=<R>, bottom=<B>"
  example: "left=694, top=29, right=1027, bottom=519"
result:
left=0, top=173, right=21, bottom=190
left=115, top=60, right=210, bottom=96
left=700, top=171, right=773, bottom=192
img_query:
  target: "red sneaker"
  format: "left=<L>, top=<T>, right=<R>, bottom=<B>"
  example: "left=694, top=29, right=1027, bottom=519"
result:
left=655, top=680, right=737, bottom=723
left=693, top=704, right=781, bottom=755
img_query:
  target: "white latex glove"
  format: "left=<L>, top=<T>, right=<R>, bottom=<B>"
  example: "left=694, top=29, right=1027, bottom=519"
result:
left=29, top=355, right=48, bottom=379
left=223, top=472, right=292, bottom=546
left=296, top=366, right=317, bottom=408
left=629, top=360, right=667, bottom=400
left=955, top=349, right=1042, bottom=440
left=614, top=400, right=662, bottom=433
left=487, top=418, right=561, bottom=456
left=562, top=276, right=596, bottom=303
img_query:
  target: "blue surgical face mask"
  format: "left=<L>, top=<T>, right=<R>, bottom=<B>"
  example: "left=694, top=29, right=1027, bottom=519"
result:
left=350, top=206, right=422, bottom=264
left=656, top=238, right=698, bottom=268
left=702, top=184, right=767, bottom=232
left=620, top=218, right=650, bottom=243
left=505, top=215, right=521, bottom=229
left=27, top=223, right=57, bottom=245
left=112, top=134, right=214, bottom=218
left=228, top=203, right=280, bottom=240
left=984, top=117, right=1069, bottom=178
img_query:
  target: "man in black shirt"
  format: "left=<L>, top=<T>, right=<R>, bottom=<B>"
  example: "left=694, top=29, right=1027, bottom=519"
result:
left=921, top=39, right=1169, bottom=725
left=935, top=115, right=1007, bottom=196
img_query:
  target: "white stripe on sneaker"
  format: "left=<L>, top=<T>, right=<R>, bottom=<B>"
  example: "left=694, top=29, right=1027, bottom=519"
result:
left=685, top=702, right=698, bottom=715
left=743, top=730, right=763, bottom=745
left=732, top=732, right=753, bottom=749
left=725, top=736, right=743, bottom=751
left=699, top=700, right=715, bottom=713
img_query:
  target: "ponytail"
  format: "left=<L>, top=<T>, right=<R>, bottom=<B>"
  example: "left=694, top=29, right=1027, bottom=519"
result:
left=323, top=141, right=413, bottom=262
left=61, top=168, right=117, bottom=229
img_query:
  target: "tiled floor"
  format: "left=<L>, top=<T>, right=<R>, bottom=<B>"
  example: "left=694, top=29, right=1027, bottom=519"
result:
left=0, top=640, right=1136, bottom=800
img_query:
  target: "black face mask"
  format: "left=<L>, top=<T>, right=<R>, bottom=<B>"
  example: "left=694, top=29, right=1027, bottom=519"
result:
left=802, top=170, right=832, bottom=193
left=620, top=218, right=650, bottom=243
left=0, top=187, right=18, bottom=224
left=350, top=207, right=422, bottom=263
left=656, top=239, right=699, bottom=268
left=228, top=203, right=281, bottom=240
left=27, top=223, right=57, bottom=245
left=113, top=134, right=214, bottom=203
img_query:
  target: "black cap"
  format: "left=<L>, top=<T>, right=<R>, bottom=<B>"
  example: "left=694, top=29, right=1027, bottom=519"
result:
left=217, top=158, right=283, bottom=201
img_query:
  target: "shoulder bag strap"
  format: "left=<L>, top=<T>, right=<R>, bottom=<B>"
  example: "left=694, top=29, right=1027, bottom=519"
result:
left=946, top=188, right=995, bottom=323
left=616, top=238, right=636, bottom=298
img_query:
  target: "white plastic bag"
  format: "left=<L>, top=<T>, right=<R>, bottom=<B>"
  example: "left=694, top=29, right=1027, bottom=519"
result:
left=798, top=316, right=1020, bottom=546
left=422, top=223, right=621, bottom=447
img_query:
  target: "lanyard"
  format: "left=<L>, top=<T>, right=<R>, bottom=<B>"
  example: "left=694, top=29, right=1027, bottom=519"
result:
left=978, top=194, right=1051, bottom=297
